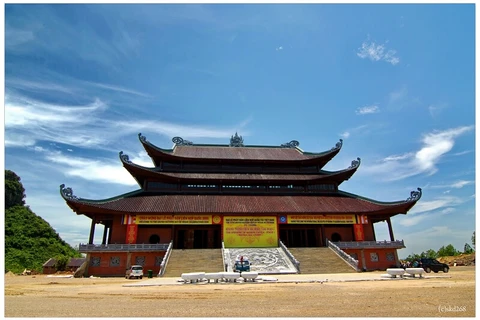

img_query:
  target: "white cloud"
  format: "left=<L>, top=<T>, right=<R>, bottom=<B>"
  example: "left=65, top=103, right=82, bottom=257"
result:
left=276, top=46, right=283, bottom=51
left=340, top=131, right=350, bottom=139
left=83, top=81, right=152, bottom=98
left=42, top=149, right=137, bottom=186
left=431, top=180, right=474, bottom=189
left=383, top=152, right=414, bottom=162
left=5, top=90, right=249, bottom=150
left=356, top=105, right=379, bottom=115
left=357, top=39, right=400, bottom=65
left=362, top=125, right=474, bottom=181
left=408, top=196, right=463, bottom=215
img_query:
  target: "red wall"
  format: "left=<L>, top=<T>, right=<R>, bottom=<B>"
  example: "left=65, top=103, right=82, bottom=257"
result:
left=344, top=248, right=398, bottom=270
left=87, top=252, right=166, bottom=277
left=324, top=225, right=354, bottom=242
left=136, top=226, right=172, bottom=244
left=109, top=216, right=127, bottom=244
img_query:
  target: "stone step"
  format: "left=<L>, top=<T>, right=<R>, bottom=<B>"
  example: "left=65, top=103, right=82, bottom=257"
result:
left=288, top=247, right=357, bottom=274
left=162, top=249, right=224, bottom=277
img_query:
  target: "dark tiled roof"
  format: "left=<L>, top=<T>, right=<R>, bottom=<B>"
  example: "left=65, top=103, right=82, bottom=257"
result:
left=68, top=194, right=412, bottom=215
left=154, top=172, right=335, bottom=181
left=43, top=258, right=57, bottom=267
left=67, top=258, right=86, bottom=267
left=172, top=146, right=316, bottom=160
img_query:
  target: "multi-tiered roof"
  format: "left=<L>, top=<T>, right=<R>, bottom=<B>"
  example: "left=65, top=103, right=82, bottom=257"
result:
left=60, top=133, right=422, bottom=221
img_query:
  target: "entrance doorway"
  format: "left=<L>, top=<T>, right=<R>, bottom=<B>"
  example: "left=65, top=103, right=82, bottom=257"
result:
left=174, top=227, right=221, bottom=249
left=280, top=228, right=318, bottom=247
left=193, top=230, right=208, bottom=248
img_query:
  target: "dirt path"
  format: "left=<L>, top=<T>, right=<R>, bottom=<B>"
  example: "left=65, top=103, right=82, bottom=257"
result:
left=5, top=266, right=475, bottom=317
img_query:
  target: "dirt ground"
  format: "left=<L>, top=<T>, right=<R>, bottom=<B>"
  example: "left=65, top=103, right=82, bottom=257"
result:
left=4, top=266, right=475, bottom=317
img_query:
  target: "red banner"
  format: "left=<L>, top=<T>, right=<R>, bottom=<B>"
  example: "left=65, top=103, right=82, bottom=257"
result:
left=126, top=224, right=138, bottom=244
left=354, top=224, right=364, bottom=241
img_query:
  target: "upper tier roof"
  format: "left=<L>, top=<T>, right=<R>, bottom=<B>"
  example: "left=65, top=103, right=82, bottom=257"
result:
left=138, top=133, right=343, bottom=166
left=119, top=151, right=361, bottom=187
left=60, top=184, right=422, bottom=218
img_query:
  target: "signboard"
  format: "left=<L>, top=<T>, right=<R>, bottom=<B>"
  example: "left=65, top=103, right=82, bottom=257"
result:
left=287, top=214, right=356, bottom=224
left=135, top=215, right=213, bottom=225
left=223, top=216, right=278, bottom=248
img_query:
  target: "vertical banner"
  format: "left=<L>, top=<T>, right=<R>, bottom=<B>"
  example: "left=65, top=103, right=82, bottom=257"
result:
left=223, top=216, right=278, bottom=248
left=354, top=224, right=365, bottom=241
left=126, top=224, right=138, bottom=244
left=356, top=215, right=369, bottom=224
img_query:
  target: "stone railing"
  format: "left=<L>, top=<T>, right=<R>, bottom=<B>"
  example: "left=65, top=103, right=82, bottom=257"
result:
left=78, top=243, right=170, bottom=253
left=334, top=240, right=405, bottom=249
left=158, top=241, right=173, bottom=277
left=327, top=240, right=359, bottom=271
left=221, top=242, right=232, bottom=272
left=279, top=241, right=301, bottom=273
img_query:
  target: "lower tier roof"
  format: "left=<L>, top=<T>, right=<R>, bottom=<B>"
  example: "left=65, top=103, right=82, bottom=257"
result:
left=61, top=188, right=421, bottom=217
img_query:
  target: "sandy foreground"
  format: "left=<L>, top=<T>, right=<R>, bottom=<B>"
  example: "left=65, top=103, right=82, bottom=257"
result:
left=4, top=266, right=475, bottom=318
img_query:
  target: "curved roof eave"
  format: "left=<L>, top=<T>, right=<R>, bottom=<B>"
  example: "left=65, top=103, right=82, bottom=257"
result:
left=337, top=188, right=423, bottom=214
left=118, top=153, right=362, bottom=185
left=60, top=183, right=145, bottom=206
left=138, top=133, right=344, bottom=165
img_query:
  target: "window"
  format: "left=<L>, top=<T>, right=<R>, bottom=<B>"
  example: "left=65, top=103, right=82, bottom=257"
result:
left=155, top=256, right=163, bottom=266
left=90, top=257, right=101, bottom=267
left=135, top=256, right=146, bottom=266
left=148, top=182, right=177, bottom=190
left=110, top=256, right=120, bottom=267
left=386, top=252, right=395, bottom=261
left=370, top=253, right=379, bottom=262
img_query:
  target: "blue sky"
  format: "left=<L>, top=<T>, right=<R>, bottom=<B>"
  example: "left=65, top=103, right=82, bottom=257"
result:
left=4, top=4, right=476, bottom=258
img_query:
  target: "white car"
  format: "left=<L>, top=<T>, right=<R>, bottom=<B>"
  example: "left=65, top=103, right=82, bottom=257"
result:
left=125, top=265, right=144, bottom=279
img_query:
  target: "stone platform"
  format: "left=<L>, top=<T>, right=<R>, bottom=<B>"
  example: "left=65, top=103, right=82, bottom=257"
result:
left=224, top=247, right=298, bottom=274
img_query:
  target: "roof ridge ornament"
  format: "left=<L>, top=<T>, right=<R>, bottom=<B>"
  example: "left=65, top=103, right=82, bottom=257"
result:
left=281, top=140, right=300, bottom=148
left=119, top=151, right=131, bottom=163
left=172, top=137, right=193, bottom=146
left=331, top=139, right=343, bottom=150
left=230, top=132, right=244, bottom=147
left=349, top=157, right=361, bottom=168
left=406, top=188, right=422, bottom=202
left=60, top=184, right=78, bottom=200
left=138, top=133, right=147, bottom=142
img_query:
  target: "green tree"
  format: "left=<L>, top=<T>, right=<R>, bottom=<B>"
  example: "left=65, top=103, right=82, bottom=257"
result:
left=421, top=249, right=438, bottom=259
left=5, top=170, right=81, bottom=273
left=5, top=170, right=26, bottom=209
left=472, top=231, right=475, bottom=249
left=55, top=255, right=70, bottom=271
left=437, top=244, right=461, bottom=257
left=464, top=243, right=474, bottom=254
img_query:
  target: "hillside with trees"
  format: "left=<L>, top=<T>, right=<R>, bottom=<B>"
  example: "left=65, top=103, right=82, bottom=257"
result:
left=5, top=170, right=81, bottom=273
left=403, top=233, right=475, bottom=266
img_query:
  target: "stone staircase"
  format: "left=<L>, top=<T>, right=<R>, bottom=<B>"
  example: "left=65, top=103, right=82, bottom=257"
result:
left=288, top=247, right=357, bottom=274
left=161, top=249, right=224, bottom=277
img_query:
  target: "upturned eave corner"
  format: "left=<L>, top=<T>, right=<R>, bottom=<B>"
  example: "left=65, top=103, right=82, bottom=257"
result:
left=406, top=187, right=422, bottom=202
left=60, top=183, right=78, bottom=201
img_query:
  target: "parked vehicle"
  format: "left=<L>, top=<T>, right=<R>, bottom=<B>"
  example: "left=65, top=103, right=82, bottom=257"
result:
left=233, top=256, right=251, bottom=272
left=420, top=258, right=449, bottom=273
left=125, top=265, right=144, bottom=279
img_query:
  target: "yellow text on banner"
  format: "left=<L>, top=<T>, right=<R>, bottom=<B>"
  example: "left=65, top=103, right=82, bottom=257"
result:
left=223, top=216, right=277, bottom=248
left=135, top=215, right=212, bottom=225
left=287, top=214, right=356, bottom=224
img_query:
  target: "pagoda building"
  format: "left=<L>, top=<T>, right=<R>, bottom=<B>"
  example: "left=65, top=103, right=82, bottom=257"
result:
left=60, top=133, right=422, bottom=276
